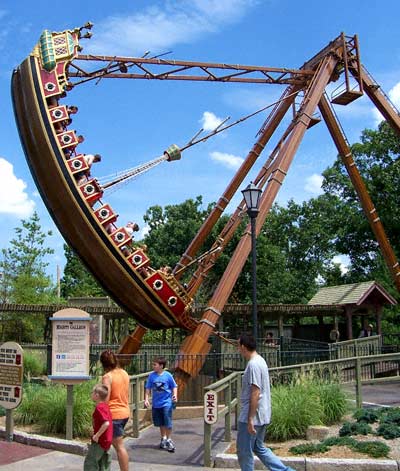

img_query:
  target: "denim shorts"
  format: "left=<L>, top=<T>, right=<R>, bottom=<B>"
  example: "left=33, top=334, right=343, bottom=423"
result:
left=112, top=418, right=128, bottom=438
left=152, top=406, right=173, bottom=429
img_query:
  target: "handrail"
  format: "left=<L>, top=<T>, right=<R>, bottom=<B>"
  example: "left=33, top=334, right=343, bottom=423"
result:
left=203, top=371, right=241, bottom=467
left=203, top=351, right=400, bottom=467
left=129, top=370, right=152, bottom=437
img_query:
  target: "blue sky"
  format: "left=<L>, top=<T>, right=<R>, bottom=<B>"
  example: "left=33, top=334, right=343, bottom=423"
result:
left=1, top=0, right=400, bottom=280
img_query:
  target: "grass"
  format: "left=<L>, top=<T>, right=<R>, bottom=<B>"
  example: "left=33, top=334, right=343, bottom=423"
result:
left=23, top=351, right=47, bottom=380
left=15, top=379, right=96, bottom=437
left=268, top=375, right=348, bottom=442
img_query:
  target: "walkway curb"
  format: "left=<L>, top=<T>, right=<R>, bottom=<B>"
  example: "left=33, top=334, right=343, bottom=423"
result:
left=0, top=427, right=87, bottom=456
left=214, top=452, right=400, bottom=470
left=2, top=426, right=400, bottom=470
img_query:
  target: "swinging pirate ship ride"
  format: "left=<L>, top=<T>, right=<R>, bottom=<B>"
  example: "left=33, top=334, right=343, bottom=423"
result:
left=12, top=23, right=400, bottom=390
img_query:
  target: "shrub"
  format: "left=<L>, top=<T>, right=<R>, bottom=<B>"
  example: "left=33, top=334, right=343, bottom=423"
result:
left=323, top=436, right=357, bottom=448
left=376, top=423, right=400, bottom=439
left=14, top=383, right=44, bottom=425
left=290, top=442, right=330, bottom=455
left=339, top=421, right=372, bottom=437
left=354, top=441, right=390, bottom=458
left=0, top=405, right=5, bottom=417
left=353, top=408, right=381, bottom=424
left=268, top=381, right=323, bottom=441
left=289, top=436, right=390, bottom=458
left=23, top=351, right=46, bottom=380
left=381, top=407, right=400, bottom=425
left=316, top=383, right=347, bottom=425
left=15, top=380, right=96, bottom=437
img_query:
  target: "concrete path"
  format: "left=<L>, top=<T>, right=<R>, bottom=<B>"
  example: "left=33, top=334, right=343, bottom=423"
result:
left=1, top=381, right=400, bottom=470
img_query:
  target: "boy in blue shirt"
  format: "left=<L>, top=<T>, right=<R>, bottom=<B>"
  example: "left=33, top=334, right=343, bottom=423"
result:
left=144, top=356, right=178, bottom=452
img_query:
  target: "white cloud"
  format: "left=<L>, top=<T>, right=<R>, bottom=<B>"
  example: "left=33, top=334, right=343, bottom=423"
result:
left=200, top=111, right=223, bottom=131
left=332, top=255, right=349, bottom=275
left=0, top=158, right=35, bottom=217
left=87, top=1, right=258, bottom=55
left=304, top=173, right=323, bottom=195
left=372, top=81, right=400, bottom=126
left=210, top=151, right=243, bottom=170
left=389, top=81, right=400, bottom=107
left=140, top=225, right=150, bottom=238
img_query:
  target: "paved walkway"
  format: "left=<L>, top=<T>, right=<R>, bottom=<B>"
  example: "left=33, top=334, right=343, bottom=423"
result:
left=1, top=382, right=399, bottom=470
left=0, top=416, right=234, bottom=470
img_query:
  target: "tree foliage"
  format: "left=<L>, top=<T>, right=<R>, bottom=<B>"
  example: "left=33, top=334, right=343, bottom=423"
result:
left=0, top=212, right=57, bottom=342
left=61, top=244, right=104, bottom=298
left=322, top=121, right=400, bottom=281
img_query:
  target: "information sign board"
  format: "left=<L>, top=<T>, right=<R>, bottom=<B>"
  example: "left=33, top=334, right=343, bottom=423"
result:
left=49, top=308, right=91, bottom=381
left=0, top=342, right=23, bottom=409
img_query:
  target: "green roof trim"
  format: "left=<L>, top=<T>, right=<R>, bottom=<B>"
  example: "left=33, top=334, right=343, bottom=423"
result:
left=308, top=281, right=397, bottom=306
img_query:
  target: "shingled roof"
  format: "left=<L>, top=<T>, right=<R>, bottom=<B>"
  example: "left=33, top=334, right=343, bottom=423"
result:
left=308, top=281, right=397, bottom=306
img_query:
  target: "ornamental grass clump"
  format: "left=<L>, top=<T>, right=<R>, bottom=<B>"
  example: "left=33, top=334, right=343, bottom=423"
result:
left=316, top=382, right=347, bottom=425
left=15, top=383, right=45, bottom=425
left=268, top=381, right=323, bottom=441
left=23, top=351, right=46, bottom=381
left=268, top=375, right=348, bottom=442
left=15, top=380, right=95, bottom=437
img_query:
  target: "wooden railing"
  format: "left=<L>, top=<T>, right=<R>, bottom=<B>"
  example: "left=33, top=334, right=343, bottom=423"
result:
left=202, top=350, right=400, bottom=467
left=203, top=372, right=242, bottom=467
left=329, top=335, right=382, bottom=359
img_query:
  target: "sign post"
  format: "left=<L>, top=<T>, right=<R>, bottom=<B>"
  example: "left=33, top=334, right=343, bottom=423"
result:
left=49, top=308, right=91, bottom=439
left=0, top=341, right=24, bottom=441
left=203, top=389, right=218, bottom=467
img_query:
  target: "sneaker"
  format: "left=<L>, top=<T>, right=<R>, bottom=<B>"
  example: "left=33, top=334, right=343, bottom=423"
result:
left=160, top=438, right=168, bottom=449
left=166, top=438, right=175, bottom=453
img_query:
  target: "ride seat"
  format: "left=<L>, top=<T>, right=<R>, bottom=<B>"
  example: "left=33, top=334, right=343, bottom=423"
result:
left=127, top=249, right=150, bottom=270
left=94, top=204, right=118, bottom=228
left=40, top=68, right=62, bottom=99
left=78, top=178, right=103, bottom=206
left=48, top=105, right=68, bottom=124
left=67, top=154, right=89, bottom=175
left=109, top=227, right=132, bottom=248
left=57, top=130, right=78, bottom=149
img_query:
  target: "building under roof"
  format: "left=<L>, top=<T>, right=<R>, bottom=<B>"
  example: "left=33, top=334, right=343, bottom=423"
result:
left=307, top=280, right=397, bottom=339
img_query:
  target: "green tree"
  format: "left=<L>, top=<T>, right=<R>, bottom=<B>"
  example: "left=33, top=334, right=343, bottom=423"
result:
left=322, top=121, right=400, bottom=281
left=143, top=196, right=213, bottom=269
left=257, top=197, right=340, bottom=304
left=0, top=212, right=57, bottom=342
left=61, top=244, right=104, bottom=298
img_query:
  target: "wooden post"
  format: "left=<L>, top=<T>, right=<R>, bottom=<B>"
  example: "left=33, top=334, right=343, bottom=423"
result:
left=5, top=409, right=14, bottom=442
left=375, top=306, right=382, bottom=336
left=345, top=307, right=353, bottom=340
left=278, top=315, right=284, bottom=338
left=66, top=384, right=74, bottom=440
left=132, top=379, right=140, bottom=438
left=355, top=358, right=362, bottom=409
left=225, top=381, right=232, bottom=442
left=204, top=420, right=212, bottom=467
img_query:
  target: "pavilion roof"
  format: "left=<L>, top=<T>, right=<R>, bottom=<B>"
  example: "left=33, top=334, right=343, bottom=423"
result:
left=307, top=281, right=397, bottom=306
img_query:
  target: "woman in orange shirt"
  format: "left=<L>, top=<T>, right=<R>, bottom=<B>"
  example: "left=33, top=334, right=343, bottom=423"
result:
left=100, top=350, right=130, bottom=471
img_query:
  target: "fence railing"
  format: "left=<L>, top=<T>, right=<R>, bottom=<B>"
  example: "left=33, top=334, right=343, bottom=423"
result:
left=328, top=335, right=382, bottom=359
left=203, top=372, right=242, bottom=467
left=202, top=351, right=400, bottom=466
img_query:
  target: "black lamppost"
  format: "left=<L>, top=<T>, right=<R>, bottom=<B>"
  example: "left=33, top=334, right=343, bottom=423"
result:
left=242, top=182, right=262, bottom=345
